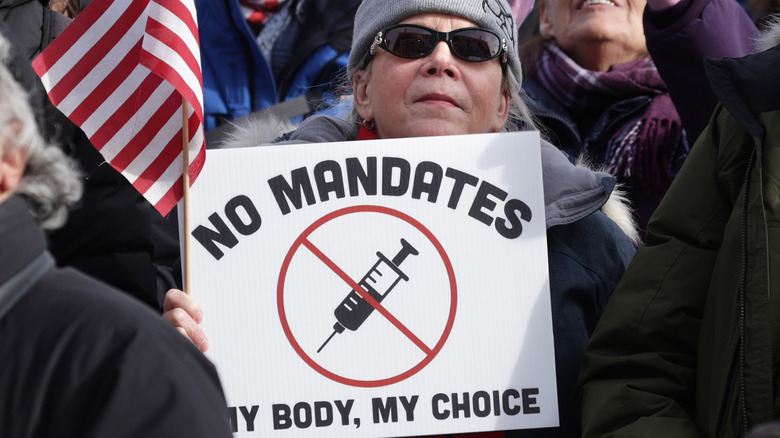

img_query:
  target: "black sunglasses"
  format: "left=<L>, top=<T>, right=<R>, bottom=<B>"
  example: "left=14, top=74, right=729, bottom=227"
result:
left=361, top=24, right=507, bottom=69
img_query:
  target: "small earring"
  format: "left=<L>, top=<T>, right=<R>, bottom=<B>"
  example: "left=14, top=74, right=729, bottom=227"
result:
left=362, top=118, right=375, bottom=130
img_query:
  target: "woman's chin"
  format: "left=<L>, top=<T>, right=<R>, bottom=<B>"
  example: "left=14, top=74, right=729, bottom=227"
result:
left=384, top=121, right=470, bottom=139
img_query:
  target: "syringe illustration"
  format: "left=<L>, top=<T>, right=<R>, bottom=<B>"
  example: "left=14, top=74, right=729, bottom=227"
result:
left=317, top=238, right=419, bottom=353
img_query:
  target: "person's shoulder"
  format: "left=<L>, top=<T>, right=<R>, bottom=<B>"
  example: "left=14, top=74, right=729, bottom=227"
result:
left=48, top=9, right=72, bottom=40
left=6, top=265, right=215, bottom=387
left=212, top=113, right=352, bottom=149
left=547, top=210, right=637, bottom=295
left=540, top=142, right=641, bottom=244
left=7, top=268, right=233, bottom=438
left=549, top=209, right=636, bottom=264
left=539, top=142, right=613, bottom=222
left=23, top=267, right=223, bottom=390
left=544, top=210, right=635, bottom=311
left=282, top=114, right=354, bottom=144
left=27, top=267, right=186, bottom=350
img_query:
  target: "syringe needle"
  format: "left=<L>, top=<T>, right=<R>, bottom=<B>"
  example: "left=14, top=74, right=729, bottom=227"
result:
left=317, top=329, right=338, bottom=353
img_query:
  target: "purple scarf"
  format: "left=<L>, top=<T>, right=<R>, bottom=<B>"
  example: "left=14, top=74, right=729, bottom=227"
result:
left=532, top=42, right=689, bottom=199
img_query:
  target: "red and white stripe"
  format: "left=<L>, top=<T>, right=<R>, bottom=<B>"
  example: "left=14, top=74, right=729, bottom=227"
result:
left=32, top=0, right=204, bottom=216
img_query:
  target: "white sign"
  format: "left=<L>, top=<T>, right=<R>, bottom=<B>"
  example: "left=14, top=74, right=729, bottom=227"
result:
left=185, top=132, right=559, bottom=437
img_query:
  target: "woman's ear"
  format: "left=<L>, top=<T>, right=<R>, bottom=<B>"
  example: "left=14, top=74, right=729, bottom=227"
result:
left=492, top=90, right=511, bottom=132
left=538, top=0, right=555, bottom=39
left=352, top=70, right=374, bottom=122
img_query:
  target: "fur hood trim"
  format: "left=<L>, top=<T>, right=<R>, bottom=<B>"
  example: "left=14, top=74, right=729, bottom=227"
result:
left=574, top=155, right=640, bottom=246
left=206, top=112, right=296, bottom=149
left=756, top=14, right=780, bottom=52
left=602, top=183, right=641, bottom=246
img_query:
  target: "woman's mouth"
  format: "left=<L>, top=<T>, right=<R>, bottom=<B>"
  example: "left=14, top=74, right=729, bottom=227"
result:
left=417, top=94, right=459, bottom=107
left=579, top=0, right=616, bottom=7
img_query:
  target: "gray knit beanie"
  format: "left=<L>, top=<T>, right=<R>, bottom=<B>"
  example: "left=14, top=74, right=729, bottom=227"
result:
left=348, top=0, right=521, bottom=84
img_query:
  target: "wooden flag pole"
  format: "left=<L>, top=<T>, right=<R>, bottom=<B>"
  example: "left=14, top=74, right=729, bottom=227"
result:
left=181, top=97, right=192, bottom=295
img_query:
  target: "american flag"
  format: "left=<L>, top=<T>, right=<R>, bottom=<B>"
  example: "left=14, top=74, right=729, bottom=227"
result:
left=32, top=0, right=205, bottom=216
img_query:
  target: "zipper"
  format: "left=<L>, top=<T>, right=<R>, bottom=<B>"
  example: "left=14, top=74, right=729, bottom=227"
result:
left=738, top=148, right=757, bottom=435
left=714, top=147, right=756, bottom=437
left=715, top=349, right=741, bottom=436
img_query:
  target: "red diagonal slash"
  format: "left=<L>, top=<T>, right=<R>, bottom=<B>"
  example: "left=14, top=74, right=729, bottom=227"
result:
left=302, top=238, right=432, bottom=355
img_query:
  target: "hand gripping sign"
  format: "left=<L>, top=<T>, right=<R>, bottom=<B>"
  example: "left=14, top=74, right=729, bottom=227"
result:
left=186, top=132, right=559, bottom=437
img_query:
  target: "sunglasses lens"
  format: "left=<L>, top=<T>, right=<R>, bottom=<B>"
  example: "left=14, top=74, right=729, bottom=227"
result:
left=378, top=26, right=502, bottom=63
left=450, top=29, right=501, bottom=61
left=383, top=27, right=436, bottom=58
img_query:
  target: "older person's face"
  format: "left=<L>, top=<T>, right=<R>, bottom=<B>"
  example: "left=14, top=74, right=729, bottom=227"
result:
left=539, top=0, right=648, bottom=71
left=0, top=139, right=27, bottom=204
left=353, top=13, right=510, bottom=139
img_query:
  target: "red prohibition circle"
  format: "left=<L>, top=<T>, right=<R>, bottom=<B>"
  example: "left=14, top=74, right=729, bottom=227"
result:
left=277, top=205, right=458, bottom=388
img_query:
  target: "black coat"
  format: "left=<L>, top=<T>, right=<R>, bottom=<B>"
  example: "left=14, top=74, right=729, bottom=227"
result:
left=0, top=196, right=232, bottom=438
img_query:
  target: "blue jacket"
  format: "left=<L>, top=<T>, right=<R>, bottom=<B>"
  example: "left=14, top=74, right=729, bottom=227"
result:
left=195, top=0, right=277, bottom=131
left=195, top=0, right=359, bottom=131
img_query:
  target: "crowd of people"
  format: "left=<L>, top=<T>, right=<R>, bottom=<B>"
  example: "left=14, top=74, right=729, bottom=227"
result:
left=0, top=0, right=778, bottom=436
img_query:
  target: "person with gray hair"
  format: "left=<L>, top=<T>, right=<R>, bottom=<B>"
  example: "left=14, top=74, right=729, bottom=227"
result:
left=0, top=39, right=80, bottom=229
left=1, top=0, right=187, bottom=317
left=219, top=0, right=638, bottom=435
left=0, top=15, right=211, bottom=352
left=0, top=35, right=233, bottom=438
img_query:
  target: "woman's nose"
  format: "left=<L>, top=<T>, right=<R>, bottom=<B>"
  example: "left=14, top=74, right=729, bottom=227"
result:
left=422, top=41, right=458, bottom=78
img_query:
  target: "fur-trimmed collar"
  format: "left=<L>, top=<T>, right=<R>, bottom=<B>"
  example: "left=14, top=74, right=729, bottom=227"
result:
left=206, top=111, right=297, bottom=149
left=755, top=15, right=780, bottom=52
left=574, top=155, right=640, bottom=246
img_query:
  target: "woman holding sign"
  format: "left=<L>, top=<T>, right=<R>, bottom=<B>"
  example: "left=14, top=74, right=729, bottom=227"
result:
left=216, top=0, right=638, bottom=436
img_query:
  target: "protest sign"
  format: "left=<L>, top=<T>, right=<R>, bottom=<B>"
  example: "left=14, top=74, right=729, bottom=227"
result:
left=186, top=131, right=559, bottom=437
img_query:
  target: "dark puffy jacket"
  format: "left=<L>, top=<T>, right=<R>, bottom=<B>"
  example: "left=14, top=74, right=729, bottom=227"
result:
left=0, top=196, right=232, bottom=438
left=576, top=39, right=780, bottom=438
